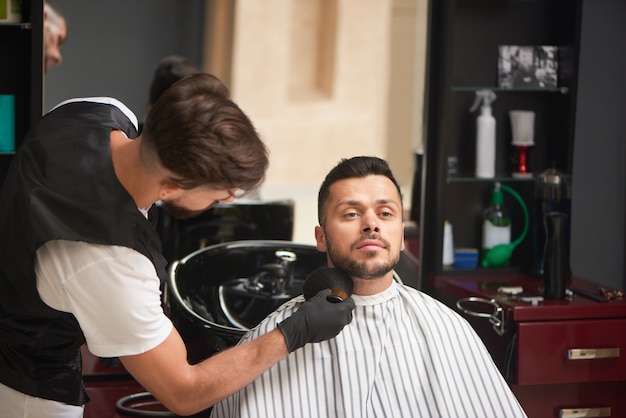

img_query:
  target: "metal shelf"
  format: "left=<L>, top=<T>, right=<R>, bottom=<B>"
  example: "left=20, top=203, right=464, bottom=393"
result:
left=452, top=86, right=569, bottom=94
left=447, top=175, right=535, bottom=183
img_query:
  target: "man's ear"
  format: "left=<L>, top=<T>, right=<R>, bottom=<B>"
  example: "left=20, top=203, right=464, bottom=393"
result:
left=158, top=180, right=181, bottom=201
left=314, top=226, right=327, bottom=252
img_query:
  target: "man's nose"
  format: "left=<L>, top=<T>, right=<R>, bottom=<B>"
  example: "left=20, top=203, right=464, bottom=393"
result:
left=47, top=50, right=62, bottom=68
left=362, top=211, right=380, bottom=233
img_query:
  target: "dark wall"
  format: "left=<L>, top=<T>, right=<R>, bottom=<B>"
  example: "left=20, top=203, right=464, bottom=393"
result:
left=571, top=0, right=626, bottom=290
left=44, top=0, right=205, bottom=122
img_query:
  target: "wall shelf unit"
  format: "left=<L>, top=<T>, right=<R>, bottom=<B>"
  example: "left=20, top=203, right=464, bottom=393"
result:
left=419, top=0, right=581, bottom=283
left=0, top=0, right=43, bottom=184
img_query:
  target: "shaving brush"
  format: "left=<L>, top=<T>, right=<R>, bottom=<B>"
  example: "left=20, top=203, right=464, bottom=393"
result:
left=303, top=267, right=354, bottom=303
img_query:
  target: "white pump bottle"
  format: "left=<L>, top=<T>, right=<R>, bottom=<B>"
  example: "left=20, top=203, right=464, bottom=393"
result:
left=470, top=90, right=497, bottom=178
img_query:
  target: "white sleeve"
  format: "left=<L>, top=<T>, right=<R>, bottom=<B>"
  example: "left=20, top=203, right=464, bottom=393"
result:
left=35, top=240, right=172, bottom=358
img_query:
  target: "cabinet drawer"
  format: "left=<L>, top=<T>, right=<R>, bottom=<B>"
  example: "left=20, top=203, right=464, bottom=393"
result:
left=517, top=319, right=626, bottom=385
left=513, top=382, right=626, bottom=418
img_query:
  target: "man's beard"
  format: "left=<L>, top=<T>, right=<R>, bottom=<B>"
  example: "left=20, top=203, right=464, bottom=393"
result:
left=159, top=200, right=207, bottom=220
left=325, top=233, right=399, bottom=280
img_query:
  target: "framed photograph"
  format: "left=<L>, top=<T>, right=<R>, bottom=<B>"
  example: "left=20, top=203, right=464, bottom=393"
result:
left=497, top=45, right=558, bottom=89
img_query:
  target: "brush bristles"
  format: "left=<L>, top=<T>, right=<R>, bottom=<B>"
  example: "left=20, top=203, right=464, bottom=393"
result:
left=303, top=267, right=354, bottom=301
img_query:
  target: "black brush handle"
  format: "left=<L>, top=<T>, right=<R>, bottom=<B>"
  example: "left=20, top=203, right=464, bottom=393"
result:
left=327, top=288, right=348, bottom=303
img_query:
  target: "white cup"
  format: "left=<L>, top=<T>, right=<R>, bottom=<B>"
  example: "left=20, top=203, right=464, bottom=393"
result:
left=509, top=110, right=535, bottom=146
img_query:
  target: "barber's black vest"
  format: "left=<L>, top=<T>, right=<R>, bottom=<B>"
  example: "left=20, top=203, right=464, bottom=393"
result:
left=0, top=101, right=167, bottom=406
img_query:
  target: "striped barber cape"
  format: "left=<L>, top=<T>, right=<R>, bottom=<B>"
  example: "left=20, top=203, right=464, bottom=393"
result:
left=210, top=281, right=527, bottom=418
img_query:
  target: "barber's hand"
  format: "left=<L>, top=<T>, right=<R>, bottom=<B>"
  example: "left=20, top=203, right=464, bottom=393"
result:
left=277, top=289, right=355, bottom=352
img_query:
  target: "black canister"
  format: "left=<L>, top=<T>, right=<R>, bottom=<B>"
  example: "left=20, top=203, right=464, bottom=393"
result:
left=410, top=149, right=424, bottom=224
left=533, top=167, right=571, bottom=275
left=542, top=212, right=570, bottom=299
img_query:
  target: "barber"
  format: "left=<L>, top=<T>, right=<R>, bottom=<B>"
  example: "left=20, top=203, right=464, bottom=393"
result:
left=0, top=73, right=355, bottom=417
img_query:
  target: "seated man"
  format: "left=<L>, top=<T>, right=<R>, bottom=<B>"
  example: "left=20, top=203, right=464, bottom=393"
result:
left=211, top=156, right=527, bottom=418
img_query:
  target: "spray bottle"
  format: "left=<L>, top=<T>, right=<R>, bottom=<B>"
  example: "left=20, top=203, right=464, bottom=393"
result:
left=470, top=90, right=497, bottom=178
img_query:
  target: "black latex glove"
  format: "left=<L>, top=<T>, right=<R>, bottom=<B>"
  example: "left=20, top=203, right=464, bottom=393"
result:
left=277, top=288, right=356, bottom=352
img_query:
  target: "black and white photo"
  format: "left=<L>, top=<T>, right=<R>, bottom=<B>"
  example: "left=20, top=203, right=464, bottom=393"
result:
left=498, top=45, right=558, bottom=89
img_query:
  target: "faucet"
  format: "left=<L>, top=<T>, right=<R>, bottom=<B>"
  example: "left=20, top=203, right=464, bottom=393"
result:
left=244, top=250, right=297, bottom=296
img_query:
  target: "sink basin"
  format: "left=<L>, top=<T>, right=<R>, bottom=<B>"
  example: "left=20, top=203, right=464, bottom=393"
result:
left=164, top=240, right=326, bottom=363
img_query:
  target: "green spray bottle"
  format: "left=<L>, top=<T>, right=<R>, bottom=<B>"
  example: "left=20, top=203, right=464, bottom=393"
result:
left=482, top=183, right=530, bottom=268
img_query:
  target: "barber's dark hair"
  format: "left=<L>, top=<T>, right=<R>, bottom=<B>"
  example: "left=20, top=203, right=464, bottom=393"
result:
left=148, top=55, right=205, bottom=106
left=142, top=73, right=269, bottom=192
left=317, top=156, right=403, bottom=225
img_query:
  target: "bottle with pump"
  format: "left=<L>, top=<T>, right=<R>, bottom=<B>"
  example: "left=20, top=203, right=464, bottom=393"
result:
left=442, top=220, right=454, bottom=267
left=482, top=182, right=511, bottom=266
left=470, top=90, right=497, bottom=178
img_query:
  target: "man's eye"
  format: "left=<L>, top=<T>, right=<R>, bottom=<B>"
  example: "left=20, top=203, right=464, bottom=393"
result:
left=344, top=212, right=358, bottom=218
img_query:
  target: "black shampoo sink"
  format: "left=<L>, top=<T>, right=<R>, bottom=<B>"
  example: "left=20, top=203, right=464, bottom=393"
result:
left=164, top=240, right=326, bottom=363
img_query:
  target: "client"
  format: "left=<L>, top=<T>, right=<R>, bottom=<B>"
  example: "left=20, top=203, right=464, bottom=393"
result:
left=211, top=156, right=527, bottom=418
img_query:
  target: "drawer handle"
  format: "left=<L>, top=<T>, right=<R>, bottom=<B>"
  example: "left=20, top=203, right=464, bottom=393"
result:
left=567, top=348, right=620, bottom=360
left=559, top=407, right=611, bottom=417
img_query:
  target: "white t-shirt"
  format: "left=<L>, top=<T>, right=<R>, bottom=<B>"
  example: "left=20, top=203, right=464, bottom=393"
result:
left=35, top=239, right=172, bottom=358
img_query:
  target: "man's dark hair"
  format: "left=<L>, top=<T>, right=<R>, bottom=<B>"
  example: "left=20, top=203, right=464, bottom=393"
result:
left=317, top=156, right=403, bottom=225
left=148, top=55, right=205, bottom=106
left=142, top=73, right=268, bottom=193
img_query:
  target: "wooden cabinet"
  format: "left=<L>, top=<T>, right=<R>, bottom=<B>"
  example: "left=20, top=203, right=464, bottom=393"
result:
left=433, top=274, right=626, bottom=417
left=516, top=319, right=626, bottom=386
left=0, top=0, right=43, bottom=184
